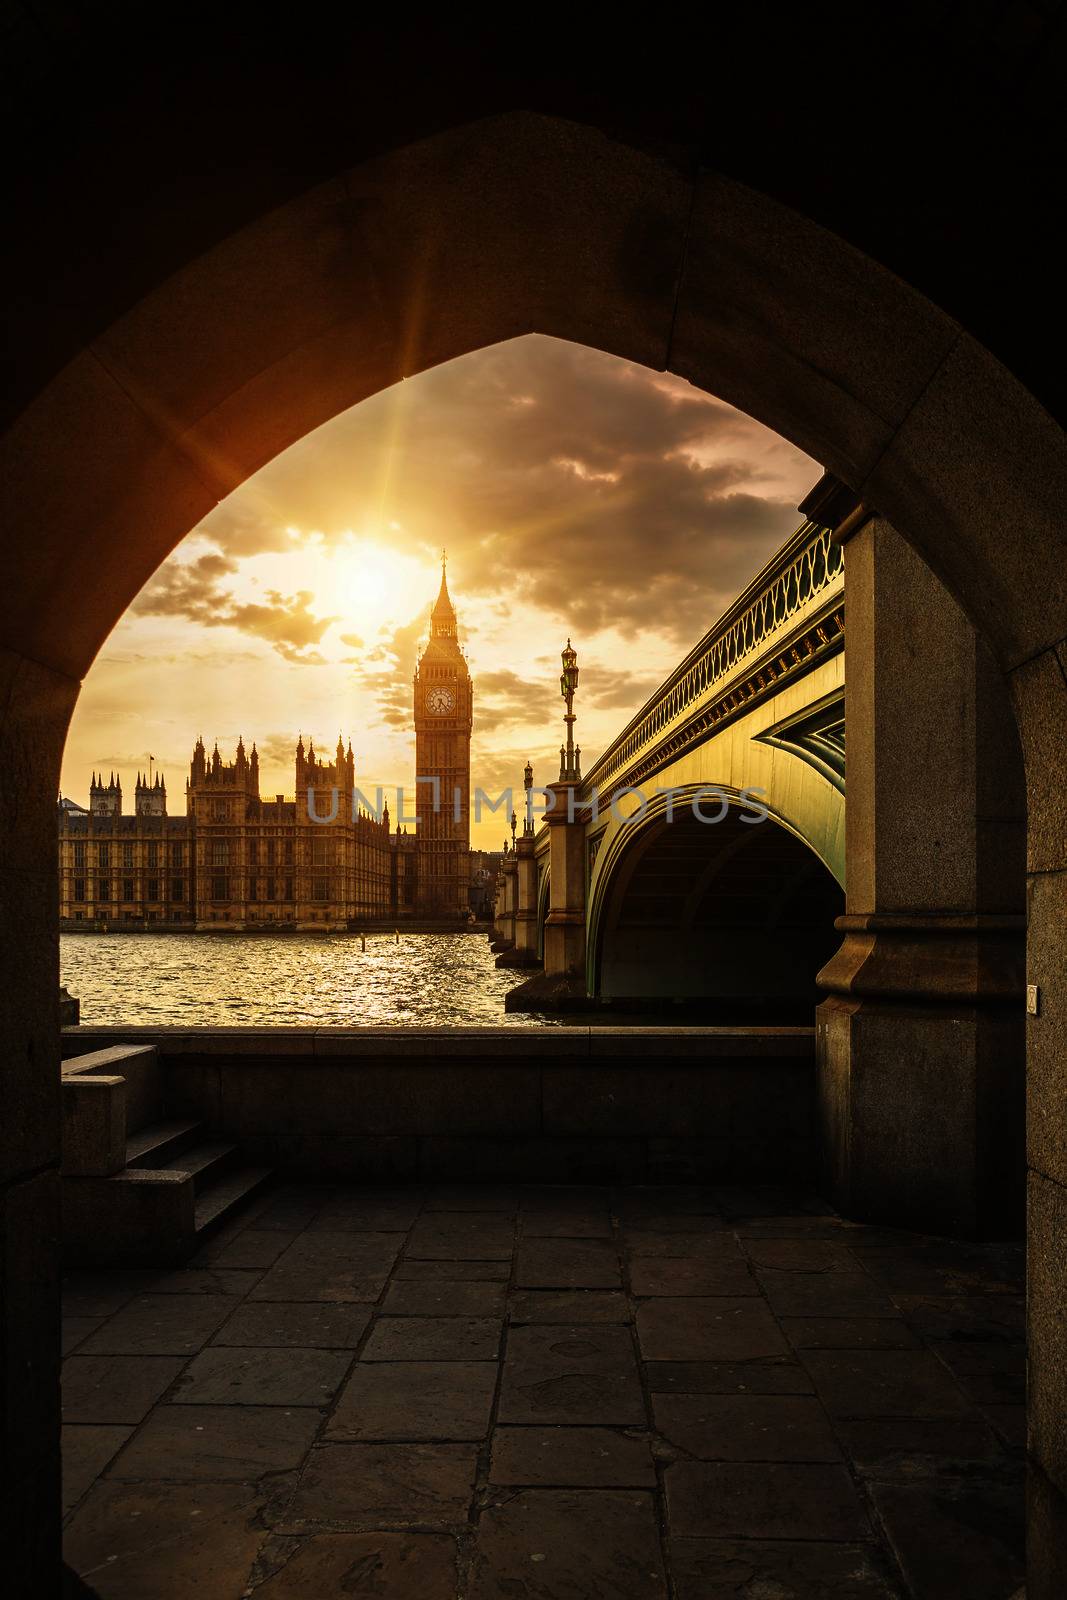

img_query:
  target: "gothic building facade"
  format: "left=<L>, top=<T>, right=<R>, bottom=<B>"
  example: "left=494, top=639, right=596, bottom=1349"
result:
left=58, top=568, right=473, bottom=929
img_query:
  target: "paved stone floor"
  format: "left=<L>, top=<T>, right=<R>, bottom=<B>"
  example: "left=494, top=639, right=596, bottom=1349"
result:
left=61, top=1183, right=1026, bottom=1599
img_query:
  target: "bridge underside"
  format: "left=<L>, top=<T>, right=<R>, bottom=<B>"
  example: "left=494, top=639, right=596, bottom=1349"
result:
left=596, top=809, right=844, bottom=1017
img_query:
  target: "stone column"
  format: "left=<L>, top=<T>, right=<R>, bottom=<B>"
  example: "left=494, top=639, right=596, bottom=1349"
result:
left=497, top=835, right=542, bottom=969
left=495, top=855, right=517, bottom=951
left=542, top=781, right=587, bottom=980
left=816, top=515, right=1026, bottom=1238
left=505, top=782, right=588, bottom=1011
left=0, top=649, right=76, bottom=1596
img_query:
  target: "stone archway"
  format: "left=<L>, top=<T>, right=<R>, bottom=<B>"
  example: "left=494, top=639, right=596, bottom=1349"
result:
left=2, top=110, right=1065, bottom=1589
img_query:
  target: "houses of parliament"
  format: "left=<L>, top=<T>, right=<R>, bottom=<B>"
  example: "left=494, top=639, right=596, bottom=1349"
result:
left=58, top=565, right=481, bottom=929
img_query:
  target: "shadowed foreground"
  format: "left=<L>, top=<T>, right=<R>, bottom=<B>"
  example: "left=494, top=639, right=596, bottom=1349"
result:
left=61, top=1183, right=1025, bottom=1598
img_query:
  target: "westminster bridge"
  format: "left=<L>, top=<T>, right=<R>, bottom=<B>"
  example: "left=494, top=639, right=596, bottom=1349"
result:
left=494, top=486, right=1027, bottom=1243
left=508, top=513, right=847, bottom=1009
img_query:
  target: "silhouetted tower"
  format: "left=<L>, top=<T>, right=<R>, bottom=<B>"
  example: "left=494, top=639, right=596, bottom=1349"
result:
left=413, top=554, right=473, bottom=916
left=88, top=771, right=122, bottom=818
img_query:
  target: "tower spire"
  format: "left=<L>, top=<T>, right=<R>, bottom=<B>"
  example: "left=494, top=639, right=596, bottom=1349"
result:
left=430, top=550, right=457, bottom=638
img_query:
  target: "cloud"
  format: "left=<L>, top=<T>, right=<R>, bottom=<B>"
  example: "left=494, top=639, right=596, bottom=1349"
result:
left=186, top=501, right=299, bottom=559
left=189, top=334, right=816, bottom=647
left=357, top=614, right=427, bottom=728
left=132, top=561, right=338, bottom=663
left=473, top=669, right=559, bottom=736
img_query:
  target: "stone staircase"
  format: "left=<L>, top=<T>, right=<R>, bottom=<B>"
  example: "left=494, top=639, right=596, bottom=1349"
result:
left=61, top=1045, right=272, bottom=1264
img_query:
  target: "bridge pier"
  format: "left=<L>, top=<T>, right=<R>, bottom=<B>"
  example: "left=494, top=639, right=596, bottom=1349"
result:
left=498, top=851, right=518, bottom=952
left=489, top=853, right=516, bottom=952
left=497, top=833, right=542, bottom=969
left=507, top=781, right=587, bottom=1009
left=816, top=514, right=1026, bottom=1238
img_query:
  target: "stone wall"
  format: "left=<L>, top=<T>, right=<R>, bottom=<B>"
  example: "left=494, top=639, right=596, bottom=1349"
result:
left=62, top=1027, right=815, bottom=1185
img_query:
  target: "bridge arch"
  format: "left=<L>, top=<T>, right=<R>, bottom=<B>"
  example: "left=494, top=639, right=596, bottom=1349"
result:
left=588, top=789, right=844, bottom=1014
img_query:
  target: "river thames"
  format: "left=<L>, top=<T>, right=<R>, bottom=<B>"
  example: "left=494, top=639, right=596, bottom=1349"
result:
left=60, top=932, right=558, bottom=1027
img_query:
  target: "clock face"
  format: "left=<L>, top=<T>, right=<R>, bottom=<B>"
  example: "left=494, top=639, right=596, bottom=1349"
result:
left=426, top=686, right=456, bottom=715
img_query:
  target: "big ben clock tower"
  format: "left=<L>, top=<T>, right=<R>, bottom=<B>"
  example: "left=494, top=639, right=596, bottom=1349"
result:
left=413, top=555, right=473, bottom=915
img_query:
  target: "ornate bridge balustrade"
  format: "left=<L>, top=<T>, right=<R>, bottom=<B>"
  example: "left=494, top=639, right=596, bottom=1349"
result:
left=581, top=519, right=844, bottom=806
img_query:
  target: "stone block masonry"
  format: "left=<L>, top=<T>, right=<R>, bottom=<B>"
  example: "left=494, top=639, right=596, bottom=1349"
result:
left=62, top=1026, right=815, bottom=1185
left=59, top=1180, right=1024, bottom=1598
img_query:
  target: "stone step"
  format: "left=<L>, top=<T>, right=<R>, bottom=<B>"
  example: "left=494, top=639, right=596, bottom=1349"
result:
left=194, top=1166, right=274, bottom=1236
left=125, top=1118, right=204, bottom=1169
left=164, top=1141, right=240, bottom=1193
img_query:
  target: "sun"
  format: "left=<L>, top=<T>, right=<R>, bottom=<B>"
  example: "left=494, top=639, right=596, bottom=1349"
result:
left=323, top=535, right=436, bottom=635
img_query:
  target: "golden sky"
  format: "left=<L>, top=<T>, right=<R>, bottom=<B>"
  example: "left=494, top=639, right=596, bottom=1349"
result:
left=61, top=336, right=817, bottom=848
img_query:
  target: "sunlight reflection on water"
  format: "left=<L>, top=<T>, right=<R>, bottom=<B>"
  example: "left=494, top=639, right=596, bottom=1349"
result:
left=60, top=932, right=558, bottom=1027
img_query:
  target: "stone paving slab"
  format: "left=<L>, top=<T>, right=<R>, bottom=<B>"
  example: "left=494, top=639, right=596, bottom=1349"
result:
left=630, top=1256, right=757, bottom=1296
left=62, top=1316, right=106, bottom=1355
left=62, top=1425, right=135, bottom=1512
left=513, top=1238, right=623, bottom=1288
left=60, top=1182, right=1025, bottom=1600
left=868, top=1476, right=1025, bottom=1599
left=284, top=1442, right=479, bottom=1530
left=498, top=1324, right=645, bottom=1425
left=469, top=1489, right=668, bottom=1599
left=328, top=1361, right=497, bottom=1441
left=644, top=1359, right=814, bottom=1394
left=191, top=1231, right=291, bottom=1269
left=247, top=1265, right=388, bottom=1302
left=62, top=1271, right=158, bottom=1318
left=271, top=1231, right=401, bottom=1270
left=892, top=1293, right=1026, bottom=1342
left=63, top=1355, right=187, bottom=1424
left=141, top=1267, right=263, bottom=1296
left=781, top=1315, right=920, bottom=1350
left=250, top=1531, right=458, bottom=1598
left=520, top=1209, right=613, bottom=1237
left=407, top=1218, right=515, bottom=1259
left=78, top=1294, right=241, bottom=1355
left=211, top=1300, right=372, bottom=1348
left=623, top=1229, right=736, bottom=1257
left=636, top=1296, right=789, bottom=1361
left=744, top=1238, right=858, bottom=1272
left=508, top=1289, right=630, bottom=1323
left=170, top=1346, right=352, bottom=1406
left=395, top=1258, right=510, bottom=1281
left=308, top=1198, right=423, bottom=1231
left=671, top=1537, right=900, bottom=1600
left=756, top=1268, right=898, bottom=1317
left=490, top=1425, right=656, bottom=1486
left=382, top=1279, right=506, bottom=1316
left=653, top=1392, right=843, bottom=1461
left=836, top=1416, right=1006, bottom=1478
left=852, top=1243, right=1025, bottom=1297
left=801, top=1349, right=974, bottom=1419
left=63, top=1481, right=269, bottom=1600
left=107, top=1404, right=323, bottom=1481
left=666, top=1460, right=871, bottom=1540
left=362, top=1314, right=503, bottom=1361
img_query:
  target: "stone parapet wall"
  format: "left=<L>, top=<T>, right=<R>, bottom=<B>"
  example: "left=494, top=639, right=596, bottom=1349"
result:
left=61, top=1026, right=814, bottom=1184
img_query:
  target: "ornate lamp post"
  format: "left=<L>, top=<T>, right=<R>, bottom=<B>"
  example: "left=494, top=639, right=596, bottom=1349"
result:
left=558, top=639, right=581, bottom=783
left=523, top=759, right=534, bottom=834
left=510, top=807, right=517, bottom=850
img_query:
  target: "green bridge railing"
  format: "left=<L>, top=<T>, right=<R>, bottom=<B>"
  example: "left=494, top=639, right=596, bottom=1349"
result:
left=581, top=520, right=842, bottom=797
